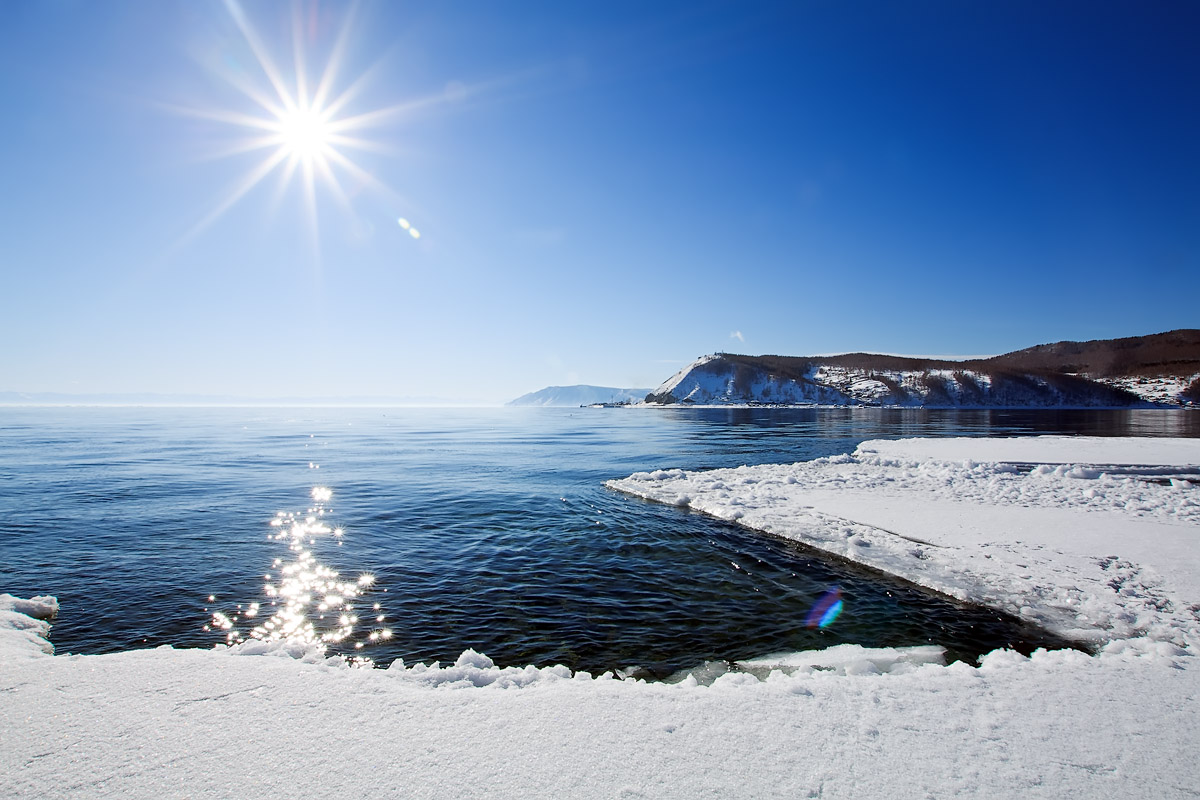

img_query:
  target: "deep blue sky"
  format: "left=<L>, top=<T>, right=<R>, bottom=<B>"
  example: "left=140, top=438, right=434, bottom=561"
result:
left=2, top=1, right=1197, bottom=403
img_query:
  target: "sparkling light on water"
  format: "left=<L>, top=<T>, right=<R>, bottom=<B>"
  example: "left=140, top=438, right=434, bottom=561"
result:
left=206, top=485, right=391, bottom=660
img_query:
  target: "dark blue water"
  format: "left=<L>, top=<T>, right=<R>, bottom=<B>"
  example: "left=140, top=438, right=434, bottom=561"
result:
left=2, top=406, right=1196, bottom=675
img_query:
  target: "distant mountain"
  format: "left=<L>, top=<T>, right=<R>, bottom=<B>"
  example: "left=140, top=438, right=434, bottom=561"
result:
left=507, top=385, right=653, bottom=407
left=645, top=330, right=1200, bottom=408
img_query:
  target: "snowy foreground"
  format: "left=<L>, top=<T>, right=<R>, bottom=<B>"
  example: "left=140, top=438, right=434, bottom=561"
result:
left=4, top=437, right=1200, bottom=798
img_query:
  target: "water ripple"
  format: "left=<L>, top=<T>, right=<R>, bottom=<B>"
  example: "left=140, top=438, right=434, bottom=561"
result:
left=3, top=406, right=1195, bottom=673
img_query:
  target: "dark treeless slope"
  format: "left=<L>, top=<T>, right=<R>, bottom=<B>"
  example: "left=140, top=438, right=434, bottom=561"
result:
left=975, top=330, right=1200, bottom=378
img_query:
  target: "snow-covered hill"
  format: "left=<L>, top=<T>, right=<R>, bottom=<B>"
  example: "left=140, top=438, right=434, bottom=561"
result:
left=646, top=354, right=1197, bottom=407
left=507, top=385, right=652, bottom=407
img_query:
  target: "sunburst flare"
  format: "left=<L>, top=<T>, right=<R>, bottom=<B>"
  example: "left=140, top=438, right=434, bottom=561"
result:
left=173, top=0, right=418, bottom=252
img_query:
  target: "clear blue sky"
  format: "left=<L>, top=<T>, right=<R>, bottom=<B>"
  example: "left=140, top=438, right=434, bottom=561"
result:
left=2, top=1, right=1197, bottom=403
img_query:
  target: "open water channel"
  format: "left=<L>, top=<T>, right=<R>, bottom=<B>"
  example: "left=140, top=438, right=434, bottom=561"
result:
left=2, top=406, right=1196, bottom=676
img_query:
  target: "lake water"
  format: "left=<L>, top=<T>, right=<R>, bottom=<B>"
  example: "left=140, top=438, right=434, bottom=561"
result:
left=2, top=406, right=1197, bottom=677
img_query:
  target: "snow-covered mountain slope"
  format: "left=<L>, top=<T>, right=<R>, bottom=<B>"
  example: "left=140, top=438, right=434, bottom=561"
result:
left=646, top=354, right=1196, bottom=407
left=507, top=385, right=652, bottom=407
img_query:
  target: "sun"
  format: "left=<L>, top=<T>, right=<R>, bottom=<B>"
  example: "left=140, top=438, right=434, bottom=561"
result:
left=172, top=0, right=417, bottom=250
left=275, top=106, right=333, bottom=162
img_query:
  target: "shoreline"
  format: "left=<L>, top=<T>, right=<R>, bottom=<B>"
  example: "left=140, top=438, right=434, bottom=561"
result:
left=4, top=434, right=1200, bottom=798
left=608, top=436, right=1200, bottom=649
left=625, top=401, right=1198, bottom=410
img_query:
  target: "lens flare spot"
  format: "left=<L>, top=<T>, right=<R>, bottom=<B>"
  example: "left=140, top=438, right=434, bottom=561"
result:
left=397, top=217, right=421, bottom=239
left=805, top=587, right=844, bottom=629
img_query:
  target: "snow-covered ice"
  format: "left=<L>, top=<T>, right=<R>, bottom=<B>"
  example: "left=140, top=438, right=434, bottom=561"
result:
left=4, top=436, right=1200, bottom=798
left=609, top=437, right=1200, bottom=646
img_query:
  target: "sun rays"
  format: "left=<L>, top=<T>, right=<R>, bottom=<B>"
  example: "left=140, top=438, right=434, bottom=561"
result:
left=173, top=0, right=412, bottom=253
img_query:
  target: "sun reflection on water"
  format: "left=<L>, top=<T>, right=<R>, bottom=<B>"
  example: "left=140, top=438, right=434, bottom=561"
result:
left=205, top=485, right=390, bottom=662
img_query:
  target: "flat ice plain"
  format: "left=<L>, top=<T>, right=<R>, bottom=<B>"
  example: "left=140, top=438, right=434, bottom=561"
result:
left=3, top=436, right=1199, bottom=798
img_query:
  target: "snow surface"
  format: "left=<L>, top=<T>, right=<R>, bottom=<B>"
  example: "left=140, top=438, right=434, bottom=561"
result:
left=4, top=437, right=1200, bottom=798
left=651, top=355, right=849, bottom=405
left=862, top=435, right=1200, bottom=467
left=1097, top=373, right=1199, bottom=406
